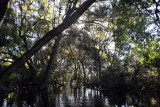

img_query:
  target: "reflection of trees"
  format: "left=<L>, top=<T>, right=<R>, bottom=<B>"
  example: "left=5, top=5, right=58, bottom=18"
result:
left=93, top=90, right=105, bottom=107
left=17, top=91, right=40, bottom=107
left=126, top=92, right=160, bottom=107
left=82, top=87, right=86, bottom=107
left=0, top=93, right=7, bottom=107
left=41, top=90, right=50, bottom=107
left=61, top=85, right=70, bottom=106
left=4, top=91, right=38, bottom=107
left=1, top=86, right=160, bottom=107
left=103, top=91, right=160, bottom=107
left=7, top=92, right=17, bottom=107
left=108, top=92, right=127, bottom=106
left=73, top=87, right=77, bottom=100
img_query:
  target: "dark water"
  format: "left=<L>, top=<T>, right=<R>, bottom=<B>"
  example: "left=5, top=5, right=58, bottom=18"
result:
left=0, top=84, right=160, bottom=107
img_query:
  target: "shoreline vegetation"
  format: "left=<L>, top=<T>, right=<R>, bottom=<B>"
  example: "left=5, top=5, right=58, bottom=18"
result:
left=0, top=79, right=160, bottom=93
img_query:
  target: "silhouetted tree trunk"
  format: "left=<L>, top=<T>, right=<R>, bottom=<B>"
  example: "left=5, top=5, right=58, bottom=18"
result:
left=74, top=62, right=78, bottom=80
left=0, top=0, right=10, bottom=26
left=94, top=48, right=99, bottom=82
left=41, top=35, right=62, bottom=89
left=0, top=0, right=96, bottom=88
left=80, top=60, right=86, bottom=85
left=97, top=50, right=101, bottom=80
left=27, top=59, right=38, bottom=83
left=131, top=63, right=141, bottom=85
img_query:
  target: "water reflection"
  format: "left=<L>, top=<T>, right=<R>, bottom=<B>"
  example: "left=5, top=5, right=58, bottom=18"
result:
left=0, top=84, right=160, bottom=107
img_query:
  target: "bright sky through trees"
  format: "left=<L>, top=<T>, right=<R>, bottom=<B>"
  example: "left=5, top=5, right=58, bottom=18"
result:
left=0, top=0, right=160, bottom=93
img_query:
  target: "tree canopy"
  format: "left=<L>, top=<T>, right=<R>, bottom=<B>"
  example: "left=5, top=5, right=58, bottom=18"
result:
left=0, top=0, right=160, bottom=90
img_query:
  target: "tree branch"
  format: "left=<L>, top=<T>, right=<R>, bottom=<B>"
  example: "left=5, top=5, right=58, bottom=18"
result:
left=0, top=0, right=96, bottom=85
left=0, top=0, right=11, bottom=27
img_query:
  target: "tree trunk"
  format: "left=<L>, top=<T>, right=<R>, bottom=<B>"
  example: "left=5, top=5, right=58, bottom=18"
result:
left=27, top=59, right=38, bottom=83
left=41, top=36, right=62, bottom=89
left=74, top=62, right=78, bottom=80
left=0, top=0, right=10, bottom=26
left=97, top=50, right=101, bottom=80
left=81, top=60, right=86, bottom=85
left=94, top=48, right=99, bottom=82
left=0, top=0, right=96, bottom=86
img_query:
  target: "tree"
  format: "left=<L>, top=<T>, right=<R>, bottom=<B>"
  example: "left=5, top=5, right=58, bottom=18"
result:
left=41, top=35, right=62, bottom=89
left=0, top=0, right=11, bottom=26
left=0, top=0, right=96, bottom=88
left=1, top=0, right=160, bottom=91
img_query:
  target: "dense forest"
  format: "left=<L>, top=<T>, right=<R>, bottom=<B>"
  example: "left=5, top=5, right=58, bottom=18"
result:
left=0, top=0, right=160, bottom=91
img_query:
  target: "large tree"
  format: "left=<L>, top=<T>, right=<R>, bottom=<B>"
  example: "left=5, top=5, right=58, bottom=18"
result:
left=1, top=0, right=160, bottom=91
left=0, top=0, right=96, bottom=87
left=0, top=0, right=11, bottom=26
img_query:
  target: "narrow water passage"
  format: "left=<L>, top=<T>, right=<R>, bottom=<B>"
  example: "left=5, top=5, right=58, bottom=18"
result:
left=0, top=84, right=160, bottom=107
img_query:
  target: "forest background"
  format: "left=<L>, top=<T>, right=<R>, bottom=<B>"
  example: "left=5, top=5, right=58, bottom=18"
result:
left=0, top=0, right=160, bottom=91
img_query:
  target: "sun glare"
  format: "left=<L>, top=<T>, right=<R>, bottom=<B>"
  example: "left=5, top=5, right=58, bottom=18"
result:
left=76, top=23, right=85, bottom=29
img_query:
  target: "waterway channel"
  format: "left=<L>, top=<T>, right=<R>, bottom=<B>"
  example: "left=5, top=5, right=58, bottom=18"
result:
left=0, top=84, right=160, bottom=107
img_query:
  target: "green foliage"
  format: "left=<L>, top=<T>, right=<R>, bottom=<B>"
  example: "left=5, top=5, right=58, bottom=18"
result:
left=0, top=0, right=160, bottom=89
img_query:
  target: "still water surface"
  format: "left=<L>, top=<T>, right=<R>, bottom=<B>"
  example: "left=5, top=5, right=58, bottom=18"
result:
left=0, top=84, right=160, bottom=107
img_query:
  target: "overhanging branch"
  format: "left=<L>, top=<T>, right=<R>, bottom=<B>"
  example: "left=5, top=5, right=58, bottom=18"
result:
left=0, top=0, right=96, bottom=84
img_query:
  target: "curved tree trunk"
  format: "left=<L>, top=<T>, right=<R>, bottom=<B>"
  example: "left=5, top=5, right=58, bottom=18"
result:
left=41, top=35, right=62, bottom=89
left=0, top=0, right=10, bottom=26
left=0, top=0, right=96, bottom=88
left=80, top=59, right=86, bottom=85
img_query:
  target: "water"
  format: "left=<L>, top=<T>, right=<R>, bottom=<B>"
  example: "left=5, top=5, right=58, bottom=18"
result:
left=0, top=84, right=160, bottom=107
